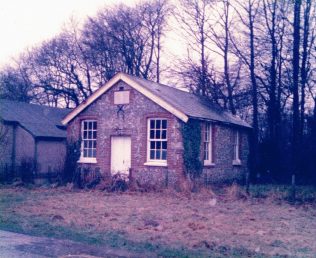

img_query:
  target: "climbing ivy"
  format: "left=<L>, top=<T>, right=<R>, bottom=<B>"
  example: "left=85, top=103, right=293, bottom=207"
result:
left=181, top=119, right=203, bottom=179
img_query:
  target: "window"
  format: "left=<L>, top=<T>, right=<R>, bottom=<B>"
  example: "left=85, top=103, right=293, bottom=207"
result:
left=203, top=123, right=214, bottom=165
left=146, top=118, right=167, bottom=166
left=80, top=120, right=97, bottom=163
left=233, top=130, right=241, bottom=165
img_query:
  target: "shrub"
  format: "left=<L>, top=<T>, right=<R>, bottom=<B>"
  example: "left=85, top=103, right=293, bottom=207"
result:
left=19, top=158, right=36, bottom=184
left=111, top=173, right=129, bottom=192
left=63, top=139, right=81, bottom=184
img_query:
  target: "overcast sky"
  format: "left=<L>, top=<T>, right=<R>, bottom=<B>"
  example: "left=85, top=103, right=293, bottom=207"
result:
left=0, top=0, right=141, bottom=67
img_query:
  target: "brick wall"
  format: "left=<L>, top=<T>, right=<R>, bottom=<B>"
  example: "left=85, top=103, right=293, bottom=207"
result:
left=67, top=81, right=250, bottom=187
left=201, top=122, right=250, bottom=184
left=68, top=81, right=185, bottom=187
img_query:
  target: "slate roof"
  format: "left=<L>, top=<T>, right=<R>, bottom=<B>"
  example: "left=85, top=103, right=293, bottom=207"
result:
left=124, top=74, right=251, bottom=128
left=0, top=99, right=71, bottom=139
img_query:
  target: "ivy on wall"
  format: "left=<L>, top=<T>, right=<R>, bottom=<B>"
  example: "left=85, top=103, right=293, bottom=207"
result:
left=181, top=119, right=202, bottom=179
left=63, top=139, right=81, bottom=183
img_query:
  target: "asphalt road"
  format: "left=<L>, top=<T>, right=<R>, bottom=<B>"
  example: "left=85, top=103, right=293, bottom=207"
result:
left=0, top=230, right=142, bottom=258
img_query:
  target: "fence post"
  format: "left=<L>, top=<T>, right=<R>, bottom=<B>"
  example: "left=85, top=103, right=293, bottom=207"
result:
left=291, top=174, right=296, bottom=202
left=246, top=172, right=250, bottom=194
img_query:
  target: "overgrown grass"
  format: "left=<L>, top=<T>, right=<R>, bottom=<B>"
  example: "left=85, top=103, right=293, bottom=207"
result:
left=0, top=187, right=272, bottom=257
left=248, top=184, right=316, bottom=202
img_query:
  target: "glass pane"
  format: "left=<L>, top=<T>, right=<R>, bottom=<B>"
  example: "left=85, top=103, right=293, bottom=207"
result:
left=150, top=141, right=155, bottom=149
left=83, top=131, right=87, bottom=139
left=157, top=141, right=161, bottom=149
left=93, top=141, right=97, bottom=148
left=155, top=130, right=161, bottom=139
left=150, top=120, right=155, bottom=129
left=162, top=141, right=167, bottom=150
left=162, top=120, right=167, bottom=129
left=84, top=149, right=88, bottom=157
left=156, top=150, right=161, bottom=159
left=162, top=150, right=167, bottom=160
left=83, top=122, right=87, bottom=130
left=150, top=150, right=155, bottom=159
left=92, top=149, right=96, bottom=158
left=88, top=131, right=92, bottom=139
left=88, top=122, right=92, bottom=129
left=88, top=141, right=92, bottom=148
left=162, top=130, right=167, bottom=139
left=150, top=130, right=155, bottom=139
left=156, top=120, right=161, bottom=129
left=93, top=131, right=97, bottom=139
left=93, top=122, right=97, bottom=130
left=84, top=141, right=88, bottom=148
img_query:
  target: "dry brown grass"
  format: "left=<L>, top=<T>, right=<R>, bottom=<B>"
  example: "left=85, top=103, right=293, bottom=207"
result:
left=2, top=186, right=316, bottom=257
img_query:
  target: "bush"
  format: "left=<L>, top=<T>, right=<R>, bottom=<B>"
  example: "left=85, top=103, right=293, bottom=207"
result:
left=63, top=139, right=81, bottom=184
left=19, top=158, right=36, bottom=184
left=111, top=173, right=129, bottom=192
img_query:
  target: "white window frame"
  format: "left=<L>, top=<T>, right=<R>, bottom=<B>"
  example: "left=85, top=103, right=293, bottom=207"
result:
left=145, top=118, right=168, bottom=167
left=233, top=130, right=241, bottom=165
left=78, top=120, right=97, bottom=164
left=203, top=123, right=214, bottom=166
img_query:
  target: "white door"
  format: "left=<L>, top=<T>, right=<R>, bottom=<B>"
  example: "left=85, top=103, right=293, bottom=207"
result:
left=111, top=136, right=131, bottom=174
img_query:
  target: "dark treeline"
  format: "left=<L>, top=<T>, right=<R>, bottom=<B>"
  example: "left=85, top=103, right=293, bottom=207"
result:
left=0, top=0, right=315, bottom=184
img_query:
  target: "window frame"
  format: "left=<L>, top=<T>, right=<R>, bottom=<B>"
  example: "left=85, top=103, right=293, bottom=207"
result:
left=145, top=118, right=168, bottom=167
left=203, top=123, right=214, bottom=166
left=233, top=130, right=241, bottom=165
left=78, top=120, right=97, bottom=164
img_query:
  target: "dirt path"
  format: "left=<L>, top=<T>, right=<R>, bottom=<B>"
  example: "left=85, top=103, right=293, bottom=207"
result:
left=0, top=230, right=143, bottom=258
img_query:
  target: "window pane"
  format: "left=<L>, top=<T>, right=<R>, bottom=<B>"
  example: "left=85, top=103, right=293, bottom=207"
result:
left=93, top=131, right=97, bottom=139
left=162, top=150, right=167, bottom=160
left=162, top=141, right=167, bottom=150
left=156, top=150, right=161, bottom=159
left=93, top=122, right=97, bottom=130
left=150, top=120, right=155, bottom=129
left=150, top=141, right=155, bottom=150
left=84, top=141, right=88, bottom=148
left=157, top=141, right=161, bottom=150
left=156, top=120, right=161, bottom=129
left=162, top=130, right=167, bottom=139
left=155, top=130, right=161, bottom=139
left=150, top=130, right=155, bottom=139
left=83, top=122, right=87, bottom=130
left=150, top=150, right=155, bottom=159
left=162, top=120, right=167, bottom=129
left=84, top=149, right=88, bottom=157
left=92, top=149, right=96, bottom=158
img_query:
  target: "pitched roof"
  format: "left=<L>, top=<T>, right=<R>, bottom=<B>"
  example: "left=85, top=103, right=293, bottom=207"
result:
left=62, top=72, right=251, bottom=128
left=0, top=99, right=70, bottom=139
left=124, top=74, right=251, bottom=128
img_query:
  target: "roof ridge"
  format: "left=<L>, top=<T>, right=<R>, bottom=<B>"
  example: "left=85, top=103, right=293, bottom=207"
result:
left=0, top=99, right=70, bottom=111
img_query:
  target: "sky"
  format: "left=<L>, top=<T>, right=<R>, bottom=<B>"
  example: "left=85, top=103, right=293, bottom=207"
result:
left=0, top=0, right=139, bottom=67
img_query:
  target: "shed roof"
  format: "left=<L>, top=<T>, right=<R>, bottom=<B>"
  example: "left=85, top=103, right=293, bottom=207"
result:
left=0, top=99, right=70, bottom=139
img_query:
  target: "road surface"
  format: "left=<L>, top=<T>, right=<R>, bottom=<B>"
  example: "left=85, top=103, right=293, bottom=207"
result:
left=0, top=230, right=142, bottom=258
